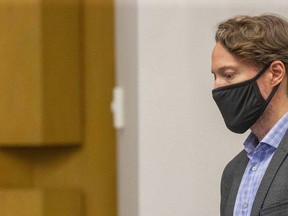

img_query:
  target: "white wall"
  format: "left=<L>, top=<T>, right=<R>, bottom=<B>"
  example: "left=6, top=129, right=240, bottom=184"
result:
left=115, top=1, right=288, bottom=215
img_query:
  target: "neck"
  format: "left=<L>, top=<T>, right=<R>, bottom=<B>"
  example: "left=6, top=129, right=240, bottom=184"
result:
left=251, top=102, right=288, bottom=141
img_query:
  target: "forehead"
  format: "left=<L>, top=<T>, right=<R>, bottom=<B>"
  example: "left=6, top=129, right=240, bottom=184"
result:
left=211, top=43, right=239, bottom=71
left=211, top=43, right=258, bottom=73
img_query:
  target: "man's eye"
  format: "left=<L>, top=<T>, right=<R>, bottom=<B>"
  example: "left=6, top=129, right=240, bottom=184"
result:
left=225, top=73, right=234, bottom=79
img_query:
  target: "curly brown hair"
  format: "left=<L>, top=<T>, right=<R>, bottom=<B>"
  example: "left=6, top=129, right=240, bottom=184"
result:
left=215, top=14, right=288, bottom=68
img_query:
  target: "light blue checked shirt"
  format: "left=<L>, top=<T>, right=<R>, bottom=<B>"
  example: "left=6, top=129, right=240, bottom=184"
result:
left=233, top=112, right=288, bottom=216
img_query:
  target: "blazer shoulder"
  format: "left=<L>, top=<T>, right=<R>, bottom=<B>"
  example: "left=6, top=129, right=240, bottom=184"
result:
left=222, top=149, right=247, bottom=178
left=221, top=149, right=248, bottom=199
left=220, top=150, right=248, bottom=216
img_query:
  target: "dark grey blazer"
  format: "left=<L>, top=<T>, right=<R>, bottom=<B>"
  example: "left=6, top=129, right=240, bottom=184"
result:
left=221, top=130, right=288, bottom=216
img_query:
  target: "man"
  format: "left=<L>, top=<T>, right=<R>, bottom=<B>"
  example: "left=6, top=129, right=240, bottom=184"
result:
left=211, top=14, right=288, bottom=216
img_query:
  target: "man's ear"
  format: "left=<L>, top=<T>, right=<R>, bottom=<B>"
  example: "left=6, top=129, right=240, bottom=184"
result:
left=269, top=60, right=286, bottom=86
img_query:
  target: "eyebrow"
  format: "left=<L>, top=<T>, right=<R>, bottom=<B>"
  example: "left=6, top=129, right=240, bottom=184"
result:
left=211, top=65, right=238, bottom=74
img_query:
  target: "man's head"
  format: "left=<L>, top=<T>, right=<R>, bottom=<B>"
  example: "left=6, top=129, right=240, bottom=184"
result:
left=211, top=14, right=288, bottom=136
left=215, top=14, right=288, bottom=68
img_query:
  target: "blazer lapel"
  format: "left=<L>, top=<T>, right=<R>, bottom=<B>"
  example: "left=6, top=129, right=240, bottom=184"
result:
left=251, top=130, right=288, bottom=216
left=225, top=154, right=249, bottom=216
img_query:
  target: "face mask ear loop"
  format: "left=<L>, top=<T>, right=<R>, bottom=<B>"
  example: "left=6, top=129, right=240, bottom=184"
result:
left=253, top=64, right=271, bottom=79
left=266, top=83, right=280, bottom=103
left=258, top=82, right=281, bottom=117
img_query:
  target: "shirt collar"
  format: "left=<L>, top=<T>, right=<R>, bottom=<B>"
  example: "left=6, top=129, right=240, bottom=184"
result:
left=244, top=112, right=288, bottom=154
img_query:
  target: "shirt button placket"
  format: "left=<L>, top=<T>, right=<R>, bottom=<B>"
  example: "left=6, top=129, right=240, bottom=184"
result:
left=242, top=202, right=249, bottom=215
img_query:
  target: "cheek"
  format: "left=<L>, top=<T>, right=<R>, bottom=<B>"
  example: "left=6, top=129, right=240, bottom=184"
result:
left=257, top=78, right=272, bottom=99
left=214, top=79, right=226, bottom=89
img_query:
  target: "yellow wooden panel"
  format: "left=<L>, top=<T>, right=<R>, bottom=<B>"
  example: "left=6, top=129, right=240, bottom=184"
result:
left=0, top=188, right=82, bottom=216
left=33, top=0, right=117, bottom=215
left=0, top=1, right=43, bottom=143
left=43, top=189, right=83, bottom=216
left=0, top=150, right=33, bottom=187
left=0, top=189, right=43, bottom=216
left=0, top=0, right=82, bottom=146
left=41, top=0, right=82, bottom=144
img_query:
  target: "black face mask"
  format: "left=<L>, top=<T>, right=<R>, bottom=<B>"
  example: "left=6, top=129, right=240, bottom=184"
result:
left=212, top=64, right=280, bottom=134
